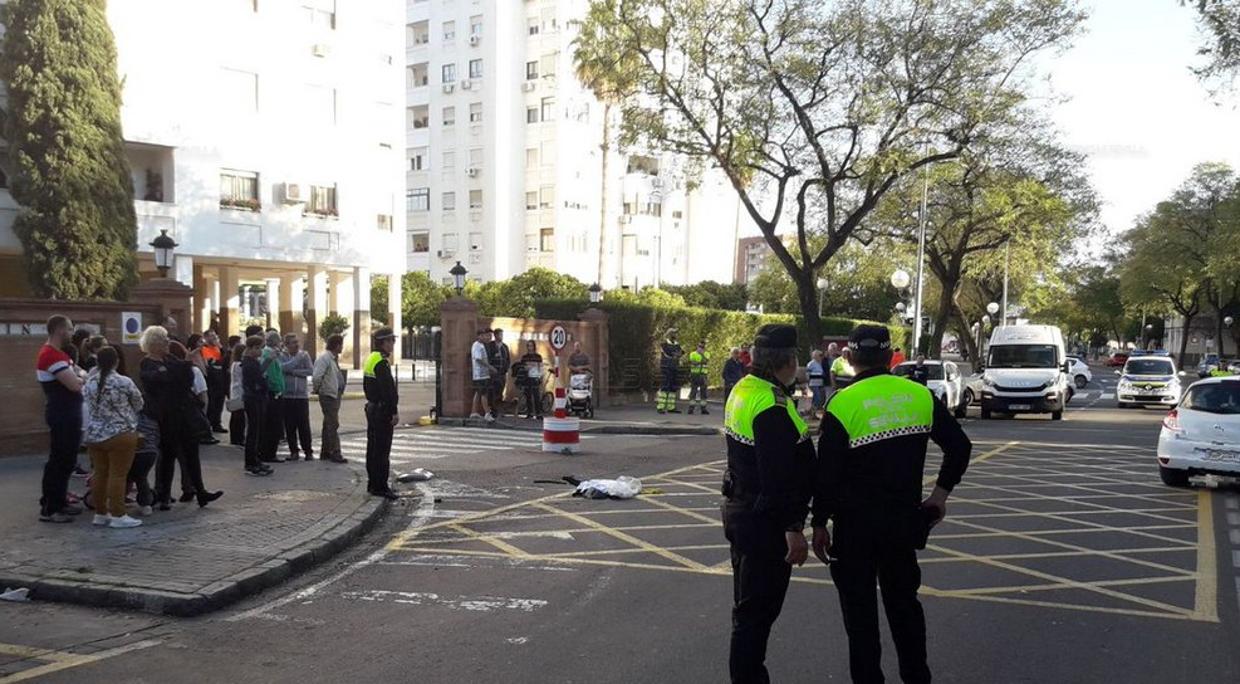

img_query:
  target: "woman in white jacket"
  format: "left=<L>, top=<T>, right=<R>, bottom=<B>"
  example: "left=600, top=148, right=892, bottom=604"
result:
left=82, top=347, right=145, bottom=528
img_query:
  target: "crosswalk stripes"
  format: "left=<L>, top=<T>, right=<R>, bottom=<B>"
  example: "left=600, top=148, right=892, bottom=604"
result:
left=338, top=426, right=587, bottom=462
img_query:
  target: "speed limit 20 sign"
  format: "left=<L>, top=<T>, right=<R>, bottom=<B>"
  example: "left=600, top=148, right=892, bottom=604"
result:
left=550, top=324, right=568, bottom=351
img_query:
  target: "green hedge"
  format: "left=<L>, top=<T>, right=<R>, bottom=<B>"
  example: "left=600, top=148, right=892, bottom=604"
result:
left=535, top=298, right=905, bottom=393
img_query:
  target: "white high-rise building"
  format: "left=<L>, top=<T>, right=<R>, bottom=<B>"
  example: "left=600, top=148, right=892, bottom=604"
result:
left=405, top=0, right=742, bottom=289
left=0, top=0, right=406, bottom=364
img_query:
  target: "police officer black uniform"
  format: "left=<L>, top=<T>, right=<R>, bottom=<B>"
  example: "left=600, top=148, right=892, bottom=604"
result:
left=721, top=324, right=815, bottom=683
left=363, top=327, right=400, bottom=500
left=812, top=325, right=972, bottom=684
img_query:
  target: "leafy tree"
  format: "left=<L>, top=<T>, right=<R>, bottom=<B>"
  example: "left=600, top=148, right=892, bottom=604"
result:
left=1120, top=164, right=1239, bottom=360
left=0, top=0, right=138, bottom=299
left=573, top=0, right=641, bottom=286
left=750, top=237, right=908, bottom=323
left=1184, top=0, right=1240, bottom=89
left=474, top=267, right=589, bottom=318
left=575, top=0, right=1085, bottom=338
left=661, top=281, right=748, bottom=311
left=872, top=123, right=1098, bottom=357
left=401, top=271, right=451, bottom=329
left=318, top=313, right=350, bottom=341
left=371, top=275, right=390, bottom=325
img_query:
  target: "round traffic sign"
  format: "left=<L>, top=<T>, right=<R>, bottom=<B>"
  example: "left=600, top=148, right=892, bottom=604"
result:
left=550, top=324, right=567, bottom=351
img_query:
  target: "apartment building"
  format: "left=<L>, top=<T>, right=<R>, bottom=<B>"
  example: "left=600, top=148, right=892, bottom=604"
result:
left=405, top=0, right=742, bottom=289
left=0, top=0, right=407, bottom=364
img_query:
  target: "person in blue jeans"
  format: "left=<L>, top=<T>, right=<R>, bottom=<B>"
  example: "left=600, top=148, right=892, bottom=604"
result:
left=807, top=350, right=827, bottom=419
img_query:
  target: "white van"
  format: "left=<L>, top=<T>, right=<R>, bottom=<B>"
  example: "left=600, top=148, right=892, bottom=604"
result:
left=979, top=325, right=1071, bottom=420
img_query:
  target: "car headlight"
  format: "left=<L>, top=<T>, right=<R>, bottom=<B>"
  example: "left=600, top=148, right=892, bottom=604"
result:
left=982, top=377, right=995, bottom=388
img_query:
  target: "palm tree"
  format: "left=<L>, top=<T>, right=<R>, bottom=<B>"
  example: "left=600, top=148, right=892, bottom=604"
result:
left=572, top=0, right=639, bottom=288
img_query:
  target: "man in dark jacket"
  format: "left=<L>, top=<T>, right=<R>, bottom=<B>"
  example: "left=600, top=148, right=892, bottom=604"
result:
left=657, top=328, right=684, bottom=414
left=812, top=325, right=972, bottom=684
left=363, top=328, right=400, bottom=500
left=721, top=324, right=815, bottom=682
left=722, top=346, right=746, bottom=403
left=488, top=328, right=512, bottom=417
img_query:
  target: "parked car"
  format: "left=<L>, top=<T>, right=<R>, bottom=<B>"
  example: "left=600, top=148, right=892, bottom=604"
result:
left=1116, top=356, right=1183, bottom=409
left=1228, top=360, right=1240, bottom=374
left=1156, top=377, right=1240, bottom=487
left=978, top=325, right=1072, bottom=420
left=1065, top=356, right=1092, bottom=389
left=892, top=360, right=968, bottom=418
left=1105, top=352, right=1130, bottom=367
left=1196, top=354, right=1221, bottom=378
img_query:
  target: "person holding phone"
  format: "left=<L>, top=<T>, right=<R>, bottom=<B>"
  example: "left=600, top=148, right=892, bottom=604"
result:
left=812, top=325, right=972, bottom=684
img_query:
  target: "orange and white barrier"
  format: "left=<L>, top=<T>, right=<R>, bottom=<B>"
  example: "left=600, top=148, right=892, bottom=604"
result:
left=553, top=386, right=568, bottom=418
left=542, top=416, right=581, bottom=454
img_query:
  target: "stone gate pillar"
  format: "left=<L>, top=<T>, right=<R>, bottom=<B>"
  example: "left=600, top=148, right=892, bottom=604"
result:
left=440, top=296, right=478, bottom=418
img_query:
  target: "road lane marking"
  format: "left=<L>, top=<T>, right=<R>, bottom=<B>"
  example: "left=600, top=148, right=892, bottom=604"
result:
left=530, top=502, right=710, bottom=571
left=340, top=589, right=547, bottom=612
left=0, top=639, right=161, bottom=683
left=1195, top=489, right=1218, bottom=622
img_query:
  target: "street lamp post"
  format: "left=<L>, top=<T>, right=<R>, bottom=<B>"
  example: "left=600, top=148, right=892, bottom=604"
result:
left=589, top=282, right=603, bottom=305
left=150, top=229, right=178, bottom=279
left=1144, top=323, right=1154, bottom=350
left=449, top=261, right=467, bottom=296
left=816, top=277, right=828, bottom=317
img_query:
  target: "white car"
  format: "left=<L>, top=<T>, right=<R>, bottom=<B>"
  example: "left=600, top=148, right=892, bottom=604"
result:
left=1065, top=356, right=1092, bottom=389
left=1157, top=377, right=1240, bottom=486
left=892, top=360, right=968, bottom=418
left=1116, top=356, right=1183, bottom=409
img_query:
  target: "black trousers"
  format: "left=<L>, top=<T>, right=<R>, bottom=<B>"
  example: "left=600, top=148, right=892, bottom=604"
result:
left=243, top=396, right=265, bottom=469
left=154, top=416, right=206, bottom=504
left=365, top=404, right=393, bottom=493
left=521, top=382, right=542, bottom=416
left=829, top=518, right=930, bottom=684
left=41, top=407, right=82, bottom=516
left=723, top=505, right=793, bottom=684
left=282, top=397, right=313, bottom=458
left=229, top=405, right=246, bottom=445
left=207, top=370, right=228, bottom=429
left=260, top=393, right=284, bottom=461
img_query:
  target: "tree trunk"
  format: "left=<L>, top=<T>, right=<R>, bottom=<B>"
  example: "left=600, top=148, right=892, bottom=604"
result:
left=595, top=102, right=612, bottom=286
left=929, top=282, right=956, bottom=360
left=795, top=271, right=822, bottom=345
left=1217, top=310, right=1226, bottom=358
left=1176, top=308, right=1197, bottom=363
left=952, top=305, right=978, bottom=363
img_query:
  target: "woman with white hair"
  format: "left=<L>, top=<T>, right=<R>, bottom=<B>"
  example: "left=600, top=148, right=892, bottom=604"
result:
left=138, top=325, right=223, bottom=510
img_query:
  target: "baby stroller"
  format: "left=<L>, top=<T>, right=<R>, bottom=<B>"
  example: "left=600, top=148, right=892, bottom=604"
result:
left=568, top=372, right=594, bottom=418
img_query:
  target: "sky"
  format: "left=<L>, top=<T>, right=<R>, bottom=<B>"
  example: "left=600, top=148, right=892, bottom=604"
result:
left=1039, top=0, right=1240, bottom=242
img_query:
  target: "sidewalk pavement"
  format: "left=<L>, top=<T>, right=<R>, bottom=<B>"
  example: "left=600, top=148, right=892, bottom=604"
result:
left=441, top=397, right=725, bottom=436
left=0, top=443, right=388, bottom=616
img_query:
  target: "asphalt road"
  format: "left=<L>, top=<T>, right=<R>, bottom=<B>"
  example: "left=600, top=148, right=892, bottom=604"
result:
left=3, top=370, right=1240, bottom=683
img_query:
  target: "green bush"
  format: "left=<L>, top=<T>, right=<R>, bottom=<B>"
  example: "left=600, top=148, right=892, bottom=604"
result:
left=319, top=313, right=350, bottom=340
left=535, top=298, right=904, bottom=392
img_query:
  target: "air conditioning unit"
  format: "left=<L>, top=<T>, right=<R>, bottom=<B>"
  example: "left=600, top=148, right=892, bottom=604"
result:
left=281, top=183, right=304, bottom=204
left=442, top=83, right=455, bottom=93
left=437, top=249, right=455, bottom=258
left=311, top=43, right=331, bottom=57
left=521, top=81, right=537, bottom=92
left=461, top=79, right=472, bottom=90
left=469, top=34, right=480, bottom=46
left=466, top=167, right=479, bottom=178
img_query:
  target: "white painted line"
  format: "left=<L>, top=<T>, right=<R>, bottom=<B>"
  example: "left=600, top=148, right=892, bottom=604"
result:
left=1101, top=393, right=1115, bottom=399
left=1236, top=577, right=1240, bottom=613
left=1230, top=529, right=1240, bottom=546
left=340, top=589, right=547, bottom=612
left=1227, top=512, right=1240, bottom=526
left=227, top=482, right=439, bottom=622
left=1233, top=550, right=1240, bottom=569
left=1226, top=497, right=1239, bottom=510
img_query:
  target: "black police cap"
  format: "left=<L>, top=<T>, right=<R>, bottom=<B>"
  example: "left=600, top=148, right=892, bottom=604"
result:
left=848, top=324, right=891, bottom=350
left=755, top=324, right=797, bottom=349
left=372, top=327, right=396, bottom=342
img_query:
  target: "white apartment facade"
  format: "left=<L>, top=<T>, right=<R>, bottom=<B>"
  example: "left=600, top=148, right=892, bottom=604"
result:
left=405, top=0, right=741, bottom=289
left=0, top=0, right=406, bottom=364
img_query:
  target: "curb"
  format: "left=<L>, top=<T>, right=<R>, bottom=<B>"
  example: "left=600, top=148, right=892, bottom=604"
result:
left=0, top=489, right=389, bottom=617
left=435, top=415, right=720, bottom=437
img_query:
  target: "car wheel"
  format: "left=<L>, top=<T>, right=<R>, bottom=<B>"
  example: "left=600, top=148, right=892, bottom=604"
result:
left=1051, top=410, right=1063, bottom=421
left=980, top=408, right=991, bottom=420
left=1074, top=375, right=1087, bottom=389
left=963, top=388, right=975, bottom=406
left=1158, top=465, right=1190, bottom=488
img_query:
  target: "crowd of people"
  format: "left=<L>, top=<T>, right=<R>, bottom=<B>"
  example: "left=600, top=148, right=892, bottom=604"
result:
left=33, top=314, right=365, bottom=527
left=469, top=328, right=593, bottom=421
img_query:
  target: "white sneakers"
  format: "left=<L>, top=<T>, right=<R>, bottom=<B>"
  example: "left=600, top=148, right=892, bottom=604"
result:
left=469, top=412, right=483, bottom=419
left=92, top=513, right=143, bottom=528
left=139, top=505, right=154, bottom=516
left=109, top=515, right=143, bottom=529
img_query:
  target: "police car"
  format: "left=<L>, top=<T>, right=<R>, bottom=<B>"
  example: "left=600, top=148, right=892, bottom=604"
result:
left=1157, top=377, right=1240, bottom=487
left=1116, top=355, right=1183, bottom=409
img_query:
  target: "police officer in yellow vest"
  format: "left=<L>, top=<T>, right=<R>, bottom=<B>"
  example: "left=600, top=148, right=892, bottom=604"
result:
left=812, top=325, right=971, bottom=684
left=363, top=327, right=400, bottom=500
left=688, top=341, right=710, bottom=415
left=722, top=324, right=814, bottom=683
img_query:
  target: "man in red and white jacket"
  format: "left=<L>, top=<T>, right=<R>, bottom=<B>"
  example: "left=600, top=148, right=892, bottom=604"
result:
left=36, top=315, right=85, bottom=523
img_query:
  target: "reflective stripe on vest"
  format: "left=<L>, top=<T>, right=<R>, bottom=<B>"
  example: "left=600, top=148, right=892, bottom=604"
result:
left=363, top=351, right=384, bottom=378
left=826, top=374, right=933, bottom=449
left=689, top=351, right=708, bottom=375
left=723, top=374, right=808, bottom=445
